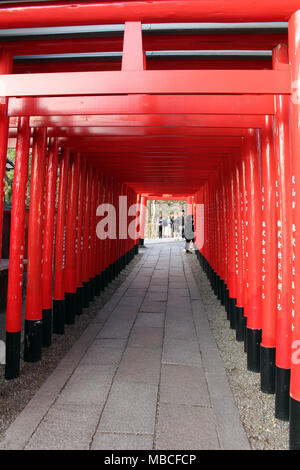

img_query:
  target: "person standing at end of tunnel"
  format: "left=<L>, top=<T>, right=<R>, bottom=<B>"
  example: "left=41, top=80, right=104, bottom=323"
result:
left=158, top=211, right=164, bottom=238
left=184, top=213, right=195, bottom=253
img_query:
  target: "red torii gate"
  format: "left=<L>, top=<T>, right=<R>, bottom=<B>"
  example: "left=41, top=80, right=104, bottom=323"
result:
left=0, top=0, right=299, bottom=450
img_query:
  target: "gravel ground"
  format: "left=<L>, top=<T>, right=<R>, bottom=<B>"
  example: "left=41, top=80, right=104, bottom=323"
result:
left=187, top=252, right=289, bottom=450
left=0, top=253, right=142, bottom=441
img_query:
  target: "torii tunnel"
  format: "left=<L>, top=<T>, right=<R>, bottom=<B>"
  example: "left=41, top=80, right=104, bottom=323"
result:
left=2, top=0, right=300, bottom=450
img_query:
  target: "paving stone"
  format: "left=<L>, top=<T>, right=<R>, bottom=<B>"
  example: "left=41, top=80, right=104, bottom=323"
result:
left=98, top=381, right=158, bottom=434
left=115, top=347, right=161, bottom=385
left=205, top=373, right=250, bottom=450
left=160, top=364, right=209, bottom=406
left=128, top=326, right=164, bottom=349
left=140, top=301, right=166, bottom=313
left=118, top=296, right=144, bottom=307
left=148, top=285, right=168, bottom=293
left=25, top=404, right=102, bottom=450
left=56, top=364, right=115, bottom=406
left=155, top=403, right=220, bottom=450
left=164, top=318, right=197, bottom=341
left=80, top=341, right=125, bottom=366
left=144, top=291, right=168, bottom=302
left=168, top=288, right=190, bottom=297
left=91, top=433, right=153, bottom=450
left=125, top=288, right=147, bottom=297
left=135, top=312, right=165, bottom=328
left=97, top=319, right=133, bottom=339
left=162, top=337, right=202, bottom=366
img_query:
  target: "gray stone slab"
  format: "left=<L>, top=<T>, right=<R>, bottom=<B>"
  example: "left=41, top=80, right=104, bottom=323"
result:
left=140, top=301, right=166, bottom=313
left=168, top=288, right=190, bottom=297
left=149, top=278, right=169, bottom=286
left=98, top=381, right=158, bottom=434
left=25, top=404, right=102, bottom=450
left=56, top=364, right=115, bottom=406
left=160, top=364, right=209, bottom=406
left=162, top=337, right=202, bottom=366
left=201, top=348, right=227, bottom=375
left=135, top=313, right=165, bottom=328
left=205, top=373, right=250, bottom=450
left=91, top=433, right=153, bottom=450
left=118, top=296, right=144, bottom=307
left=115, top=347, right=161, bottom=385
left=97, top=319, right=133, bottom=339
left=128, top=326, right=164, bottom=350
left=148, top=285, right=168, bottom=293
left=164, top=318, right=197, bottom=341
left=80, top=341, right=125, bottom=366
left=125, top=288, right=147, bottom=297
left=155, top=403, right=220, bottom=450
left=144, top=292, right=168, bottom=302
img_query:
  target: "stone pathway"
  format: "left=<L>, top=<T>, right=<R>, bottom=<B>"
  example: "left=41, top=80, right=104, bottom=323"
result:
left=0, top=242, right=250, bottom=450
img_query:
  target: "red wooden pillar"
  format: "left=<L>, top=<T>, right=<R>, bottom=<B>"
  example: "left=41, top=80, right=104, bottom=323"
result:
left=273, top=43, right=293, bottom=421
left=288, top=13, right=300, bottom=448
left=240, top=149, right=248, bottom=351
left=82, top=163, right=92, bottom=306
left=227, top=159, right=238, bottom=327
left=244, top=129, right=262, bottom=372
left=89, top=167, right=98, bottom=298
left=260, top=115, right=277, bottom=394
left=24, top=127, right=47, bottom=362
left=65, top=152, right=80, bottom=324
left=53, top=148, right=70, bottom=334
left=134, top=193, right=141, bottom=254
left=234, top=153, right=246, bottom=342
left=0, top=48, right=12, bottom=273
left=5, top=116, right=30, bottom=379
left=139, top=196, right=148, bottom=245
left=75, top=158, right=86, bottom=314
left=95, top=171, right=103, bottom=295
left=41, top=137, right=58, bottom=347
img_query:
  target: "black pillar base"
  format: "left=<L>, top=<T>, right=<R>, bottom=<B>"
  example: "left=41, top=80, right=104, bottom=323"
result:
left=65, top=292, right=76, bottom=325
left=89, top=277, right=95, bottom=301
left=235, top=306, right=245, bottom=342
left=225, top=288, right=230, bottom=316
left=134, top=243, right=139, bottom=254
left=5, top=331, right=21, bottom=380
left=139, top=238, right=144, bottom=246
left=260, top=346, right=275, bottom=394
left=229, top=298, right=237, bottom=330
left=290, top=397, right=300, bottom=449
left=100, top=271, right=105, bottom=291
left=76, top=286, right=83, bottom=315
left=246, top=328, right=262, bottom=372
left=53, top=299, right=65, bottom=335
left=42, top=308, right=52, bottom=347
left=82, top=281, right=90, bottom=308
left=24, top=319, right=42, bottom=363
left=275, top=366, right=290, bottom=421
left=95, top=274, right=101, bottom=296
left=244, top=316, right=248, bottom=353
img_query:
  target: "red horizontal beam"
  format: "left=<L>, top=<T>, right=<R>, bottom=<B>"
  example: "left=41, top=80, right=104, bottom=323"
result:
left=0, top=1, right=298, bottom=27
left=13, top=58, right=273, bottom=74
left=9, top=114, right=266, bottom=128
left=8, top=95, right=275, bottom=116
left=0, top=70, right=290, bottom=96
left=6, top=33, right=287, bottom=56
left=8, top=126, right=251, bottom=138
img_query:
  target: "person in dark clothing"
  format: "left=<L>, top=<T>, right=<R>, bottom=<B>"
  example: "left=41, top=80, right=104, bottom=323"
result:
left=184, top=213, right=195, bottom=253
left=158, top=212, right=163, bottom=238
left=181, top=209, right=185, bottom=239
